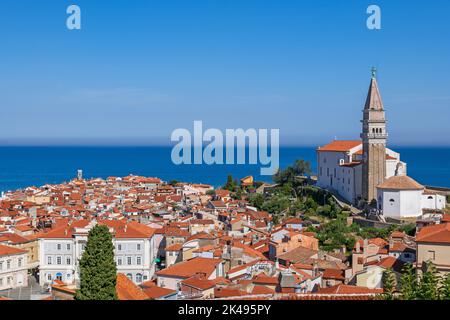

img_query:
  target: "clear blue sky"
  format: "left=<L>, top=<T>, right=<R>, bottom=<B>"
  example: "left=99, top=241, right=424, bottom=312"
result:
left=0, top=0, right=449, bottom=146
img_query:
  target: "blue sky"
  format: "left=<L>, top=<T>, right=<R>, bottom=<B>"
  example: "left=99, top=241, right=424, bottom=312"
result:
left=0, top=0, right=449, bottom=146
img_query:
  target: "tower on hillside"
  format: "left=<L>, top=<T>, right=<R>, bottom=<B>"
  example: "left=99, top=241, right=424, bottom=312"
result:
left=77, top=169, right=83, bottom=181
left=361, top=67, right=388, bottom=204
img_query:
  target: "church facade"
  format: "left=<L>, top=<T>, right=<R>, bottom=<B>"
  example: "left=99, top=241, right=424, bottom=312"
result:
left=316, top=69, right=446, bottom=218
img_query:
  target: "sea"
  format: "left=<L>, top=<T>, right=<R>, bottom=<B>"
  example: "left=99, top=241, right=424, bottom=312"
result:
left=0, top=146, right=449, bottom=192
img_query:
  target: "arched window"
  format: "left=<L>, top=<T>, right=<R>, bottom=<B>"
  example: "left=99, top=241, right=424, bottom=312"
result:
left=427, top=196, right=433, bottom=199
left=126, top=273, right=133, bottom=280
left=136, top=273, right=143, bottom=283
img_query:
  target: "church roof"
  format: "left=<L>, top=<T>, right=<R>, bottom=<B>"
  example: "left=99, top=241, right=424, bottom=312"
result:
left=364, top=74, right=384, bottom=110
left=377, top=175, right=424, bottom=190
left=317, top=140, right=361, bottom=152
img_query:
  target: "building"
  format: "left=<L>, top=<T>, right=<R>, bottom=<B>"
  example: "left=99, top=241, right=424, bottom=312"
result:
left=317, top=69, right=446, bottom=217
left=38, top=219, right=157, bottom=286
left=377, top=175, right=447, bottom=219
left=155, top=257, right=224, bottom=291
left=0, top=244, right=28, bottom=291
left=317, top=69, right=407, bottom=207
left=416, top=222, right=450, bottom=275
left=361, top=68, right=388, bottom=203
left=0, top=233, right=39, bottom=269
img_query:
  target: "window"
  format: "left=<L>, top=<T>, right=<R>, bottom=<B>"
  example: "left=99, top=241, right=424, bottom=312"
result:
left=67, top=244, right=71, bottom=250
left=319, top=167, right=323, bottom=176
left=47, top=274, right=52, bottom=281
left=126, top=273, right=133, bottom=280
left=6, top=260, right=11, bottom=269
left=0, top=278, right=3, bottom=286
left=57, top=244, right=61, bottom=250
left=0, top=262, right=3, bottom=270
left=18, top=258, right=22, bottom=267
left=137, top=244, right=141, bottom=251
left=427, top=196, right=433, bottom=200
left=127, top=257, right=132, bottom=265
left=428, top=251, right=436, bottom=261
left=47, top=256, right=52, bottom=265
left=57, top=257, right=62, bottom=265
left=117, top=258, right=122, bottom=266
left=118, top=244, right=122, bottom=251
left=136, top=273, right=143, bottom=283
left=137, top=257, right=142, bottom=265
left=66, top=257, right=71, bottom=265
left=67, top=274, right=71, bottom=280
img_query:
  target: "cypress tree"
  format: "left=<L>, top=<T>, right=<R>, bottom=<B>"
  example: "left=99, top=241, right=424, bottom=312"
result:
left=400, top=263, right=418, bottom=300
left=382, top=268, right=397, bottom=300
left=418, top=261, right=441, bottom=300
left=441, top=273, right=450, bottom=300
left=75, top=224, right=118, bottom=300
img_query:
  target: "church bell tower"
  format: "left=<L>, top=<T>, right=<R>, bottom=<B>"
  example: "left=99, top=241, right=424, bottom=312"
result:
left=361, top=68, right=387, bottom=204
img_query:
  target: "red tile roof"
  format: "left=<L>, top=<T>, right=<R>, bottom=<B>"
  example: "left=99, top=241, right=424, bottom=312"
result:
left=116, top=274, right=149, bottom=300
left=141, top=285, right=177, bottom=299
left=317, top=140, right=361, bottom=152
left=0, top=244, right=27, bottom=256
left=416, top=222, right=450, bottom=244
left=156, top=257, right=222, bottom=279
left=317, top=284, right=383, bottom=295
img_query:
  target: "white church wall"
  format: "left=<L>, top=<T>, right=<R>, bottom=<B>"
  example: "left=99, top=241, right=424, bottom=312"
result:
left=317, top=151, right=357, bottom=204
left=399, top=190, right=423, bottom=217
left=379, top=189, right=401, bottom=218
left=386, top=160, right=397, bottom=178
left=421, top=194, right=446, bottom=210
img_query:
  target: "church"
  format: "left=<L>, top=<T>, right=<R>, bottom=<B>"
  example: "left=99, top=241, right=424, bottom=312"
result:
left=316, top=69, right=446, bottom=218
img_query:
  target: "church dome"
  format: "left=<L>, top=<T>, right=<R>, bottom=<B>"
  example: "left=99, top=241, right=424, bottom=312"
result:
left=377, top=175, right=424, bottom=190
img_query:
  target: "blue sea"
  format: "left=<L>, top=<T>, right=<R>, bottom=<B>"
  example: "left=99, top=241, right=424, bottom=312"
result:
left=0, top=147, right=449, bottom=192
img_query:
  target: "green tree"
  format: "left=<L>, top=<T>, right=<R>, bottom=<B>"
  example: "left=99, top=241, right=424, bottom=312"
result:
left=400, top=263, right=418, bottom=300
left=418, top=261, right=441, bottom=300
left=75, top=224, right=118, bottom=300
left=273, top=160, right=312, bottom=185
left=382, top=268, right=397, bottom=300
left=224, top=174, right=236, bottom=191
left=248, top=193, right=264, bottom=209
left=441, top=273, right=450, bottom=300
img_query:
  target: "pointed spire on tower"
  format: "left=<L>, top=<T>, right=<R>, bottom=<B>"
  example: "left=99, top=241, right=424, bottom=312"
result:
left=364, top=67, right=384, bottom=110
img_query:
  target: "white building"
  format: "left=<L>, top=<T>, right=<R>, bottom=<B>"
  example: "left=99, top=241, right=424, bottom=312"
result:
left=0, top=244, right=28, bottom=291
left=377, top=175, right=447, bottom=219
left=316, top=140, right=406, bottom=205
left=315, top=70, right=446, bottom=218
left=38, top=219, right=157, bottom=286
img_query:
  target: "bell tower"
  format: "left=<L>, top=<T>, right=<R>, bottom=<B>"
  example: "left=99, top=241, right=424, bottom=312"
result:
left=361, top=67, right=387, bottom=204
